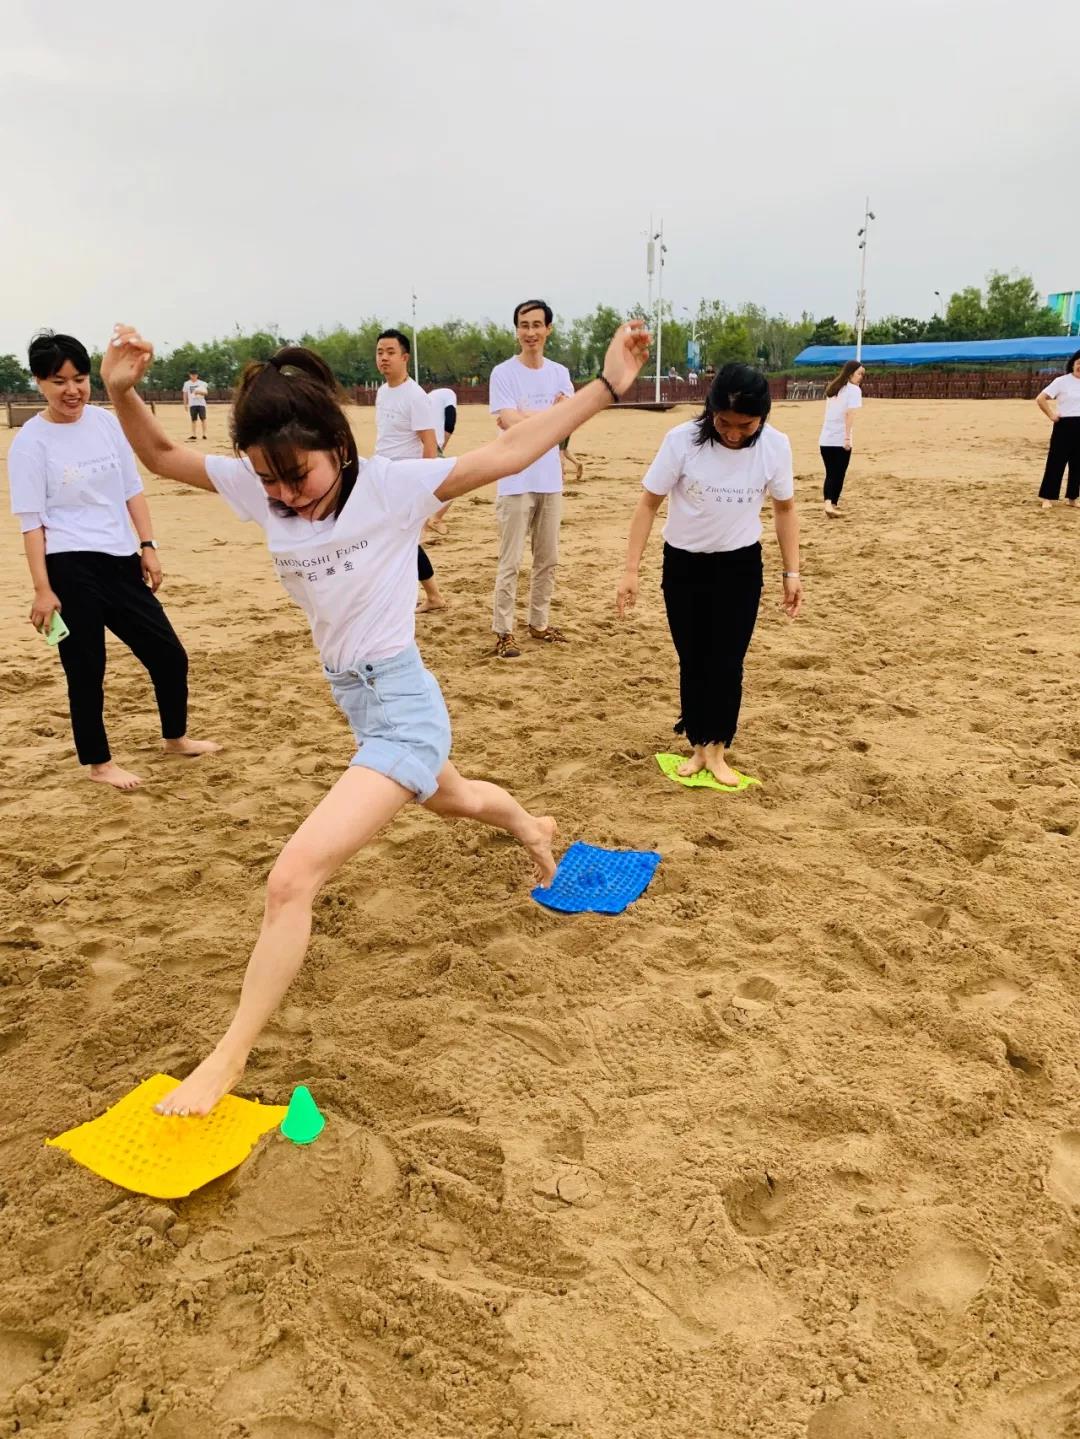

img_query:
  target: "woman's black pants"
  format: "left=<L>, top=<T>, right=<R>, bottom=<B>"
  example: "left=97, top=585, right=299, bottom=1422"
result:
left=821, top=445, right=852, bottom=504
left=45, top=551, right=189, bottom=766
left=1039, top=417, right=1080, bottom=501
left=661, top=541, right=763, bottom=749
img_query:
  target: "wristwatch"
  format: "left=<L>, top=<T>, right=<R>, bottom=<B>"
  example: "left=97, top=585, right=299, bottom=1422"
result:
left=140, top=540, right=158, bottom=550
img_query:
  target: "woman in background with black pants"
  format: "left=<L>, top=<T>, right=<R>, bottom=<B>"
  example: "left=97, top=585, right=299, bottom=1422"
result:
left=616, top=364, right=802, bottom=787
left=819, top=360, right=864, bottom=517
left=8, top=331, right=219, bottom=790
left=1037, top=349, right=1080, bottom=509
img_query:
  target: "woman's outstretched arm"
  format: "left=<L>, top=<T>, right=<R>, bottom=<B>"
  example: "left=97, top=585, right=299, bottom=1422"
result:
left=435, top=321, right=649, bottom=500
left=102, top=327, right=216, bottom=491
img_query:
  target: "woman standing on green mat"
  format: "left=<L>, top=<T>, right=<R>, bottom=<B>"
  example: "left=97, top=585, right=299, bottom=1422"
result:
left=616, top=363, right=802, bottom=787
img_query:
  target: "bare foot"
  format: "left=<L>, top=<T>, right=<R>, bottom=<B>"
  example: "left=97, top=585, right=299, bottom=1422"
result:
left=823, top=501, right=841, bottom=518
left=416, top=597, right=448, bottom=613
left=677, top=749, right=706, bottom=778
left=703, top=744, right=741, bottom=787
left=154, top=1047, right=248, bottom=1117
left=1040, top=500, right=1054, bottom=510
left=90, top=761, right=142, bottom=791
left=163, top=737, right=223, bottom=758
left=524, top=815, right=559, bottom=887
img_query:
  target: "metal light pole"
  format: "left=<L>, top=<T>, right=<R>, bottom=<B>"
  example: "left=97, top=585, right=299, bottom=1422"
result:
left=855, top=198, right=876, bottom=361
left=934, top=289, right=943, bottom=320
left=651, top=220, right=666, bottom=403
left=411, top=289, right=419, bottom=381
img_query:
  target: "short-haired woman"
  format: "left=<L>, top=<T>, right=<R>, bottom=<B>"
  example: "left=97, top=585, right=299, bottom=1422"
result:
left=8, top=332, right=219, bottom=790
left=819, top=360, right=864, bottom=517
left=616, top=363, right=802, bottom=787
left=1036, top=349, right=1080, bottom=509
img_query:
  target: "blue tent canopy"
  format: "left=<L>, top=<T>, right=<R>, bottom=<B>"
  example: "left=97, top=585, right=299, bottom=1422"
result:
left=794, top=336, right=1077, bottom=366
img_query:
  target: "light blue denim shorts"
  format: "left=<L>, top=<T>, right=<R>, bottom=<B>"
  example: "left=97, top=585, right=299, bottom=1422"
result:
left=323, top=643, right=451, bottom=803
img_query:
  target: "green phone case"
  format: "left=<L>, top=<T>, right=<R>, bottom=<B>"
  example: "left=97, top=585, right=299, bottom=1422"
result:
left=43, top=612, right=69, bottom=646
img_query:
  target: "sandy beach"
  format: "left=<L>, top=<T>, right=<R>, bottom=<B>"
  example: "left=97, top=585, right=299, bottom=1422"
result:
left=2, top=396, right=1079, bottom=1439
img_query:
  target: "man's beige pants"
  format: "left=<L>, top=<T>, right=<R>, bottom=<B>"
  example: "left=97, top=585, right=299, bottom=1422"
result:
left=492, top=491, right=562, bottom=635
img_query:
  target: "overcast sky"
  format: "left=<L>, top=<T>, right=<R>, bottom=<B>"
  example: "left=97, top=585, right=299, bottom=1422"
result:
left=3, top=0, right=1077, bottom=357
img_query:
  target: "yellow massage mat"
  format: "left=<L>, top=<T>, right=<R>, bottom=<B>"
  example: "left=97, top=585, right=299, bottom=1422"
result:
left=46, top=1074, right=288, bottom=1199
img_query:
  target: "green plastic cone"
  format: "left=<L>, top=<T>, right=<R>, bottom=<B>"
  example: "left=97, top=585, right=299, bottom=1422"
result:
left=280, top=1085, right=325, bottom=1145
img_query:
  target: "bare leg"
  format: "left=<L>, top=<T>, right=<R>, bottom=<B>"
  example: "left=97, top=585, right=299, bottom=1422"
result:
left=702, top=742, right=741, bottom=786
left=155, top=766, right=412, bottom=1116
left=90, top=760, right=142, bottom=791
left=163, top=736, right=223, bottom=758
left=677, top=745, right=707, bottom=778
left=417, top=576, right=448, bottom=613
left=423, top=760, right=558, bottom=885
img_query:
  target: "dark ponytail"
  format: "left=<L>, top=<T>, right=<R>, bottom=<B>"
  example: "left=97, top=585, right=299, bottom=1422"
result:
left=694, top=362, right=771, bottom=448
left=232, top=346, right=359, bottom=517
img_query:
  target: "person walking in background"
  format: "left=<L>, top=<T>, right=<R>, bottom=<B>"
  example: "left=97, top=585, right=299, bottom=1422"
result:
left=374, top=329, right=448, bottom=612
left=617, top=363, right=802, bottom=787
left=9, top=332, right=220, bottom=790
left=1037, top=349, right=1080, bottom=510
left=488, top=299, right=574, bottom=658
left=423, top=384, right=457, bottom=538
left=819, top=360, right=864, bottom=517
left=182, top=367, right=209, bottom=442
left=428, top=386, right=457, bottom=455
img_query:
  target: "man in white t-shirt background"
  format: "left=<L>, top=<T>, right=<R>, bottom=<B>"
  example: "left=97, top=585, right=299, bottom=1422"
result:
left=374, top=329, right=447, bottom=612
left=182, top=369, right=208, bottom=442
left=488, top=298, right=574, bottom=658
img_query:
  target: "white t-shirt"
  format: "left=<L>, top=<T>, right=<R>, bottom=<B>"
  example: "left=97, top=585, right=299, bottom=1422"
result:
left=488, top=356, right=574, bottom=496
left=642, top=420, right=795, bottom=553
left=183, top=380, right=208, bottom=409
left=428, top=387, right=457, bottom=448
left=374, top=378, right=436, bottom=460
left=1040, top=373, right=1080, bottom=418
left=8, top=406, right=144, bottom=557
left=819, top=382, right=862, bottom=446
left=204, top=452, right=454, bottom=670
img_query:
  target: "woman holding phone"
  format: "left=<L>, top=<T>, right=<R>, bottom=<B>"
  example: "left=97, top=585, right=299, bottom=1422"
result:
left=8, top=331, right=219, bottom=790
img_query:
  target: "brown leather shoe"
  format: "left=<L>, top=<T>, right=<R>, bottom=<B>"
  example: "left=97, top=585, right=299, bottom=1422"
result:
left=493, top=632, right=521, bottom=658
left=529, top=625, right=568, bottom=644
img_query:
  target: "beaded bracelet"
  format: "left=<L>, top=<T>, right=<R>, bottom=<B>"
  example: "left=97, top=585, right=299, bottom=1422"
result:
left=597, top=374, right=619, bottom=403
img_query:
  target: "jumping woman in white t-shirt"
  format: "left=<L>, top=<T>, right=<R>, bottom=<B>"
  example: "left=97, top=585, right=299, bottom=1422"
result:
left=616, top=364, right=802, bottom=787
left=1036, top=349, right=1080, bottom=509
left=819, top=360, right=864, bottom=517
left=8, top=332, right=220, bottom=790
left=101, top=318, right=649, bottom=1116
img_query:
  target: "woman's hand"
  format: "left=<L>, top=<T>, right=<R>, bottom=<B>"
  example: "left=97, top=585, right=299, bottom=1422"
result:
left=601, top=319, right=650, bottom=398
left=101, top=324, right=154, bottom=394
left=843, top=437, right=852, bottom=451
left=140, top=549, right=163, bottom=593
left=616, top=571, right=639, bottom=618
left=30, top=589, right=62, bottom=632
left=781, top=575, right=803, bottom=619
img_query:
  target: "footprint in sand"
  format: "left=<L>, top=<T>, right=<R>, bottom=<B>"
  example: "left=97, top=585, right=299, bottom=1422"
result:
left=730, top=975, right=778, bottom=1012
left=951, top=977, right=1024, bottom=1012
left=1047, top=1132, right=1080, bottom=1207
left=724, top=1172, right=791, bottom=1236
left=893, top=1239, right=990, bottom=1310
left=0, top=1328, right=55, bottom=1401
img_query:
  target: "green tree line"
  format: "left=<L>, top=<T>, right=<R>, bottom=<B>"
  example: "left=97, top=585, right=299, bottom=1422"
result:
left=0, top=271, right=1065, bottom=394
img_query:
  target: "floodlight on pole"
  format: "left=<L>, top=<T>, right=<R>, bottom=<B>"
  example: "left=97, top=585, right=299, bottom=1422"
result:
left=854, top=198, right=875, bottom=361
left=411, top=290, right=419, bottom=382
